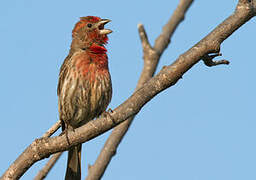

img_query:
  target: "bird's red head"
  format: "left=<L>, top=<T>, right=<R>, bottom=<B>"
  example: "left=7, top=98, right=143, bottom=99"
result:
left=72, top=16, right=112, bottom=46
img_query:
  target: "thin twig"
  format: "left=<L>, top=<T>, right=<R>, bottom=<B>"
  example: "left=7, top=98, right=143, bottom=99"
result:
left=42, top=120, right=61, bottom=138
left=202, top=53, right=230, bottom=67
left=33, top=153, right=62, bottom=180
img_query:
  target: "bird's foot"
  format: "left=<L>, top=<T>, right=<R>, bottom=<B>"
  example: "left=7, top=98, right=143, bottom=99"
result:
left=61, top=124, right=74, bottom=145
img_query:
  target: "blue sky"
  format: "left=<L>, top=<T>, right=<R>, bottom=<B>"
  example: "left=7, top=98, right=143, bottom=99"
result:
left=0, top=0, right=255, bottom=179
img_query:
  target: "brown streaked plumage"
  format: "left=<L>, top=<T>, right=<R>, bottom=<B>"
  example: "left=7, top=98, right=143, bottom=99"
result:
left=57, top=16, right=112, bottom=180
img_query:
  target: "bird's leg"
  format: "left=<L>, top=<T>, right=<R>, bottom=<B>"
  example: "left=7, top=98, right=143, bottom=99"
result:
left=60, top=122, right=74, bottom=145
left=65, top=125, right=72, bottom=145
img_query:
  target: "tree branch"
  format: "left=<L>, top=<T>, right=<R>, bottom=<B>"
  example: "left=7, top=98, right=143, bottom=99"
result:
left=1, top=0, right=255, bottom=179
left=86, top=0, right=194, bottom=179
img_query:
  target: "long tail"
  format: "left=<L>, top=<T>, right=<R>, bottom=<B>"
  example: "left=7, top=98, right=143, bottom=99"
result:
left=65, top=144, right=82, bottom=180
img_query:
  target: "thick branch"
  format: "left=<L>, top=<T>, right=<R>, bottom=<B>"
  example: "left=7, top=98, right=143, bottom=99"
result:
left=86, top=0, right=194, bottom=179
left=1, top=0, right=255, bottom=179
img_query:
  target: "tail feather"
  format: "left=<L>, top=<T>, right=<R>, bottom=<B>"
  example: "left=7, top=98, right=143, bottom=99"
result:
left=65, top=144, right=82, bottom=180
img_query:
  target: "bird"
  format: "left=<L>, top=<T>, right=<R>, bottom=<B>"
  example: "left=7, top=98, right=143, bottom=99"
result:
left=57, top=16, right=112, bottom=180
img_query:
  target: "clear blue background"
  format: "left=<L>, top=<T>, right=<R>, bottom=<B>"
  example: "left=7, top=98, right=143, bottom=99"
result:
left=0, top=0, right=255, bottom=179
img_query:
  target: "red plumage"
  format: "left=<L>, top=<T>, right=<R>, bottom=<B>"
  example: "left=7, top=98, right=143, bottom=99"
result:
left=57, top=16, right=112, bottom=180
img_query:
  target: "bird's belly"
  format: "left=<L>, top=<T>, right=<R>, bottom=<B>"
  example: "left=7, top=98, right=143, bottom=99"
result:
left=59, top=70, right=112, bottom=128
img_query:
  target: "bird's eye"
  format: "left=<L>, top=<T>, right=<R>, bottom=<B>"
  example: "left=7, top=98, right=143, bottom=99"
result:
left=87, top=23, right=92, bottom=28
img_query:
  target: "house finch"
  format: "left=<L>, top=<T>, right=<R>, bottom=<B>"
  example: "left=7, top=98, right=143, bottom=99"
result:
left=57, top=16, right=112, bottom=180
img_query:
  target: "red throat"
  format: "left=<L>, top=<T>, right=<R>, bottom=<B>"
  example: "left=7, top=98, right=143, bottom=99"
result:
left=89, top=43, right=107, bottom=54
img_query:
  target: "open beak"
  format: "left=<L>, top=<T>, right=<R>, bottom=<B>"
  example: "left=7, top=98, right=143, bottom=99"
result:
left=97, top=19, right=112, bottom=35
